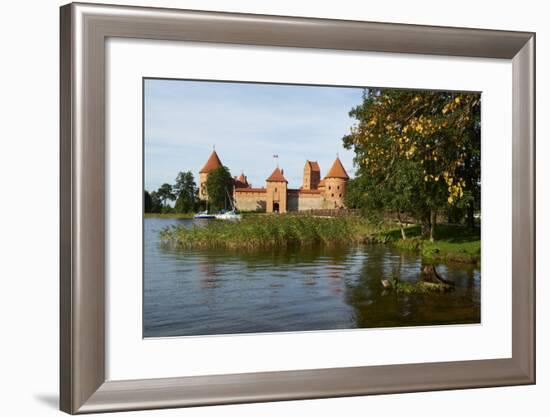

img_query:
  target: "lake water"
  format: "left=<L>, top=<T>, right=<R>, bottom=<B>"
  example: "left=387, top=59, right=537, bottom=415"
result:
left=144, top=218, right=480, bottom=337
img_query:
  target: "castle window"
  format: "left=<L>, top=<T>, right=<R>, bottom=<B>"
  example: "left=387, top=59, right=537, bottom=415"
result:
left=331, top=193, right=334, bottom=197
left=328, top=186, right=331, bottom=190
left=339, top=193, right=342, bottom=197
left=275, top=187, right=277, bottom=192
left=337, top=186, right=340, bottom=190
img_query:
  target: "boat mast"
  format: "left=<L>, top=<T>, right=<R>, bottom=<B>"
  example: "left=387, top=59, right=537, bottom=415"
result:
left=225, top=187, right=236, bottom=211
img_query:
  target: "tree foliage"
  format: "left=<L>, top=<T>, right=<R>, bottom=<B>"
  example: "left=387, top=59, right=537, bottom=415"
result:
left=205, top=166, right=234, bottom=212
left=173, top=171, right=198, bottom=213
left=206, top=167, right=233, bottom=211
left=144, top=190, right=152, bottom=213
left=343, top=88, right=481, bottom=239
left=145, top=190, right=162, bottom=213
left=156, top=183, right=176, bottom=208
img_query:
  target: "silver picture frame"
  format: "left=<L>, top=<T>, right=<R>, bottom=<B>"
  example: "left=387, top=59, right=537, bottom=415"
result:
left=60, top=2, right=535, bottom=414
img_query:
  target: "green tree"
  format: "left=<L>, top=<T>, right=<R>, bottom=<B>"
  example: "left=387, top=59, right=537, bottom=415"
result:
left=343, top=88, right=481, bottom=240
left=173, top=171, right=197, bottom=213
left=156, top=183, right=175, bottom=208
left=149, top=191, right=162, bottom=213
left=343, top=177, right=368, bottom=211
left=205, top=166, right=234, bottom=212
left=364, top=160, right=428, bottom=239
left=144, top=190, right=152, bottom=213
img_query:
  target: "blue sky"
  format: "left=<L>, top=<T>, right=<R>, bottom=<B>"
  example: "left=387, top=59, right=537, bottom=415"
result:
left=144, top=79, right=364, bottom=191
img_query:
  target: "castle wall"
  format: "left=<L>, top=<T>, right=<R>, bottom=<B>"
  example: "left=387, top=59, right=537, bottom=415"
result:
left=234, top=190, right=266, bottom=212
left=234, top=188, right=344, bottom=212
left=286, top=190, right=324, bottom=211
left=287, top=192, right=299, bottom=211
left=298, top=193, right=324, bottom=210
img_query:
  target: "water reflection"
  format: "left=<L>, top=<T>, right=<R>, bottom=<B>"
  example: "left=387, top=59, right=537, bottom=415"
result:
left=144, top=218, right=480, bottom=337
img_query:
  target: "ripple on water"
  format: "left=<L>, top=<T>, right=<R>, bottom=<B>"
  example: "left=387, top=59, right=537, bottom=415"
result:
left=143, top=218, right=481, bottom=337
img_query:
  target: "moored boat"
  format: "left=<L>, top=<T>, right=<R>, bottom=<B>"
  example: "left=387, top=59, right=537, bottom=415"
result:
left=193, top=210, right=216, bottom=219
left=215, top=209, right=242, bottom=220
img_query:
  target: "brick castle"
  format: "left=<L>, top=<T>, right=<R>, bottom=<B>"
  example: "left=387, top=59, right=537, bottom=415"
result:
left=198, top=150, right=350, bottom=213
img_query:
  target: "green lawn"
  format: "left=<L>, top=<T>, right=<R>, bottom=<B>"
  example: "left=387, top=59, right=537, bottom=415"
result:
left=383, top=224, right=480, bottom=264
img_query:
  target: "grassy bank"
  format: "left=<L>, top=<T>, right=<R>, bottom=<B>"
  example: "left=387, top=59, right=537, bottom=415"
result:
left=160, top=215, right=375, bottom=250
left=155, top=213, right=479, bottom=264
left=145, top=212, right=195, bottom=219
left=380, top=224, right=480, bottom=264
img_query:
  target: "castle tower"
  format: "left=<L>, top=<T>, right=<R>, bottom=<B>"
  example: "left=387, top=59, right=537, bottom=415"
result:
left=302, top=160, right=321, bottom=190
left=323, top=157, right=349, bottom=208
left=266, top=167, right=288, bottom=213
left=198, top=150, right=223, bottom=200
left=234, top=171, right=250, bottom=189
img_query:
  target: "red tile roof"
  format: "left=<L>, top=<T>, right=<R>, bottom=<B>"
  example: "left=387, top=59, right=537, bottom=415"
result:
left=199, top=150, right=223, bottom=174
left=306, top=160, right=320, bottom=172
left=266, top=167, right=287, bottom=183
left=325, top=157, right=349, bottom=179
left=234, top=187, right=266, bottom=193
left=233, top=172, right=249, bottom=189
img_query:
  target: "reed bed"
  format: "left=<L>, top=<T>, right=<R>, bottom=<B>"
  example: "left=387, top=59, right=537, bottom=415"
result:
left=159, top=215, right=373, bottom=250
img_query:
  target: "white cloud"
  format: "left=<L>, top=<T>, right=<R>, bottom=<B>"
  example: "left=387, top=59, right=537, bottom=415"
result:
left=144, top=79, right=362, bottom=191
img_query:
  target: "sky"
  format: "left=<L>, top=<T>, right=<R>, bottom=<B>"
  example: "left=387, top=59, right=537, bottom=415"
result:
left=144, top=79, right=365, bottom=191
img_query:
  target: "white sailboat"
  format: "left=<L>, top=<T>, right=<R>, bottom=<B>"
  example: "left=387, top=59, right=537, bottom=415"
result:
left=193, top=210, right=216, bottom=219
left=215, top=210, right=241, bottom=220
left=193, top=196, right=216, bottom=219
left=215, top=188, right=242, bottom=220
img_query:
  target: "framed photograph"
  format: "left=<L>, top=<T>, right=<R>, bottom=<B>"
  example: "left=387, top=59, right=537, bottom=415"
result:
left=60, top=2, right=535, bottom=414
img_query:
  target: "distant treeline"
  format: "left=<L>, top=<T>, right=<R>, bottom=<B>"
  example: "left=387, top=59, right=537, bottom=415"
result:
left=145, top=171, right=203, bottom=214
left=145, top=166, right=234, bottom=214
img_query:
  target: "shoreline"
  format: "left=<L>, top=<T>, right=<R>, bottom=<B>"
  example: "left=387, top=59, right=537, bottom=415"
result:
left=144, top=212, right=195, bottom=219
left=152, top=214, right=480, bottom=265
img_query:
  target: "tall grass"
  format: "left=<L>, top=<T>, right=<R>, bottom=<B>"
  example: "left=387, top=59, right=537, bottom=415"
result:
left=160, top=215, right=373, bottom=250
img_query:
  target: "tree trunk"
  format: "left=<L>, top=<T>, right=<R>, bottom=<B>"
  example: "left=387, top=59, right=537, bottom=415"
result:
left=421, top=264, right=455, bottom=286
left=420, top=211, right=431, bottom=240
left=467, top=202, right=475, bottom=229
left=421, top=264, right=442, bottom=283
left=429, top=210, right=437, bottom=242
left=397, top=212, right=407, bottom=240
